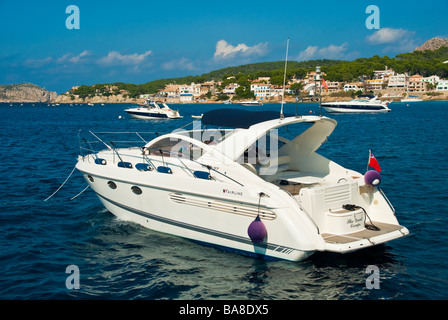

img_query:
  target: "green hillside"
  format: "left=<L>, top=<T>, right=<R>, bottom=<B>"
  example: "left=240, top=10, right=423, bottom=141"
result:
left=72, top=47, right=448, bottom=98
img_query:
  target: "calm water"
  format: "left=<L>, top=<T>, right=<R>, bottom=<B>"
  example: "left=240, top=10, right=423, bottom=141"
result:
left=1, top=101, right=447, bottom=300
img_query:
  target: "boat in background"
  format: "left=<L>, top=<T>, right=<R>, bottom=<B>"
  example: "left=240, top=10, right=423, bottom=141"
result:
left=125, top=99, right=182, bottom=119
left=401, top=96, right=423, bottom=103
left=239, top=100, right=263, bottom=106
left=321, top=95, right=391, bottom=113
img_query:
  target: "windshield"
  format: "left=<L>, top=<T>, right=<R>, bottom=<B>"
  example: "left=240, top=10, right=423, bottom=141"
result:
left=237, top=122, right=315, bottom=164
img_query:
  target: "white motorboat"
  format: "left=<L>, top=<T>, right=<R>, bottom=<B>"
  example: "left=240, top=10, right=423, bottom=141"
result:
left=239, top=100, right=263, bottom=106
left=124, top=100, right=182, bottom=119
left=321, top=95, right=391, bottom=113
left=76, top=108, right=409, bottom=262
left=401, top=98, right=423, bottom=103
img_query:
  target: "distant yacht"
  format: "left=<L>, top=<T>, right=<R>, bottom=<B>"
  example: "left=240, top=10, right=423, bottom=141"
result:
left=401, top=95, right=423, bottom=103
left=239, top=100, right=263, bottom=106
left=321, top=95, right=391, bottom=113
left=125, top=99, right=182, bottom=119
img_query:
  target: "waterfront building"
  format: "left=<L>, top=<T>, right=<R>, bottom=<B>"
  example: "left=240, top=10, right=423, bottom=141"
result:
left=436, top=80, right=448, bottom=91
left=408, top=75, right=425, bottom=93
left=374, top=67, right=395, bottom=80
left=222, top=83, right=239, bottom=95
left=344, top=83, right=363, bottom=92
left=388, top=74, right=409, bottom=95
left=422, top=75, right=440, bottom=87
left=199, top=82, right=217, bottom=96
left=179, top=93, right=194, bottom=102
left=179, top=83, right=201, bottom=97
left=250, top=83, right=272, bottom=98
left=365, top=79, right=384, bottom=92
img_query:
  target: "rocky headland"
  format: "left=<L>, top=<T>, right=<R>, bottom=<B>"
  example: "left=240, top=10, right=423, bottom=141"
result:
left=0, top=83, right=58, bottom=103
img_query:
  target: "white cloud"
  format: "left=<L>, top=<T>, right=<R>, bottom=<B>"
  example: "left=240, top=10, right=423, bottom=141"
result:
left=297, top=46, right=318, bottom=61
left=319, top=43, right=348, bottom=57
left=366, top=28, right=417, bottom=52
left=213, top=40, right=268, bottom=60
left=162, top=57, right=196, bottom=71
left=69, top=50, right=91, bottom=63
left=98, top=50, right=152, bottom=65
left=56, top=54, right=70, bottom=64
left=23, top=56, right=53, bottom=68
left=367, top=28, right=412, bottom=44
left=297, top=43, right=352, bottom=61
left=56, top=50, right=91, bottom=64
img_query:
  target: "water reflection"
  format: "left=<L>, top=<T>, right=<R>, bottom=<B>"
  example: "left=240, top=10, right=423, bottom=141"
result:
left=67, top=207, right=410, bottom=300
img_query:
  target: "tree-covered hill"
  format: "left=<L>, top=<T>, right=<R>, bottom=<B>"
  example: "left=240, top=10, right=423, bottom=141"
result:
left=71, top=46, right=448, bottom=98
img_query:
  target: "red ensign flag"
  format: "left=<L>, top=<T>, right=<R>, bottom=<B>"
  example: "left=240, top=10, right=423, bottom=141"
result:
left=368, top=151, right=381, bottom=172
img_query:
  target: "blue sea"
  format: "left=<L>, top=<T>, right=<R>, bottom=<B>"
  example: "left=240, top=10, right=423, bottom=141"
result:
left=1, top=101, right=447, bottom=301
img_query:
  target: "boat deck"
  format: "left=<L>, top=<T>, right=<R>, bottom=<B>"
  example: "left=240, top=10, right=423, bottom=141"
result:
left=322, top=222, right=405, bottom=244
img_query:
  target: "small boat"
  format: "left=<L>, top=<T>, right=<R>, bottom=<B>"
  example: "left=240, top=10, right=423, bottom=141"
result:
left=239, top=100, right=263, bottom=106
left=76, top=108, right=408, bottom=262
left=401, top=98, right=423, bottom=103
left=321, top=95, right=391, bottom=113
left=191, top=114, right=203, bottom=119
left=124, top=99, right=182, bottom=120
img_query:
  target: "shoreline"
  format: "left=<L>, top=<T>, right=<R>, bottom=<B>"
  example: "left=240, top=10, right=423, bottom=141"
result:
left=1, top=92, right=447, bottom=105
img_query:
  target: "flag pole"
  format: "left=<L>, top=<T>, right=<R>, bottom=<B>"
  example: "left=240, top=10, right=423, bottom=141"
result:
left=367, top=149, right=371, bottom=172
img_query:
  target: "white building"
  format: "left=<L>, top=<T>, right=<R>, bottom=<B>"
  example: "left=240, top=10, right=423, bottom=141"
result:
left=250, top=83, right=272, bottom=98
left=365, top=79, right=384, bottom=91
left=388, top=74, right=409, bottom=88
left=422, top=75, right=440, bottom=86
left=222, top=83, right=239, bottom=95
left=179, top=93, right=194, bottom=102
left=179, top=83, right=201, bottom=97
left=436, top=80, right=448, bottom=91
left=374, top=68, right=395, bottom=80
left=344, top=84, right=363, bottom=92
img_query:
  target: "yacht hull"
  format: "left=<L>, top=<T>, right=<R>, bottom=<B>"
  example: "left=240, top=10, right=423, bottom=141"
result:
left=322, top=104, right=391, bottom=113
left=81, top=172, right=314, bottom=262
left=125, top=110, right=181, bottom=119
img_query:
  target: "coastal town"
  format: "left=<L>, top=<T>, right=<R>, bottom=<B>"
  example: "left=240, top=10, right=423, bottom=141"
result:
left=2, top=65, right=447, bottom=105
left=58, top=66, right=448, bottom=105
left=2, top=37, right=448, bottom=105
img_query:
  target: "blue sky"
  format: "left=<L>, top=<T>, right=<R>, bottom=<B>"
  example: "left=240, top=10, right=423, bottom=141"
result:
left=1, top=0, right=447, bottom=93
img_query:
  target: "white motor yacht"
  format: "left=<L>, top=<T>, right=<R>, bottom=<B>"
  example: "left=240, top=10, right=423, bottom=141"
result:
left=125, top=99, right=182, bottom=119
left=401, top=98, right=423, bottom=103
left=76, top=109, right=408, bottom=262
left=321, top=95, right=391, bottom=113
left=239, top=100, right=263, bottom=106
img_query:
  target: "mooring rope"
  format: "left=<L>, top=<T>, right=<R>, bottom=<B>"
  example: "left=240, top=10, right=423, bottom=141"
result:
left=70, top=184, right=90, bottom=200
left=43, top=165, right=77, bottom=202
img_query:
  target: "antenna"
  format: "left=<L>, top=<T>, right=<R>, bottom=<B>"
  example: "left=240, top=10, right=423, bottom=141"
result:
left=280, top=38, right=289, bottom=120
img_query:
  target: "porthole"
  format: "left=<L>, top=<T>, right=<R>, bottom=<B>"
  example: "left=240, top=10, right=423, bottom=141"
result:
left=107, top=181, right=117, bottom=189
left=87, top=175, right=94, bottom=182
left=131, top=186, right=142, bottom=195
